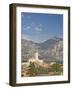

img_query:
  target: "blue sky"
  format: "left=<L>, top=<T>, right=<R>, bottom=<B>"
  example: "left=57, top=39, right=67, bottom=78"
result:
left=21, top=12, right=63, bottom=43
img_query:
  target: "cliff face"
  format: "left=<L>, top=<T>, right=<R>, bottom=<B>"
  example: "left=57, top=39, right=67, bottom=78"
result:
left=21, top=37, right=63, bottom=63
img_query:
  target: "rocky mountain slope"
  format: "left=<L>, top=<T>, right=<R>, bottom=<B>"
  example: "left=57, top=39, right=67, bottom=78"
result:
left=21, top=37, right=63, bottom=63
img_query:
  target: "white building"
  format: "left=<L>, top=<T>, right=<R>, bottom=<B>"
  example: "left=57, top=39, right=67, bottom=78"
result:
left=22, top=52, right=43, bottom=68
left=28, top=52, right=43, bottom=64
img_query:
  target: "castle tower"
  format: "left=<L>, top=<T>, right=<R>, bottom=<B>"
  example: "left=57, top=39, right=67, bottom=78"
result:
left=35, top=52, right=38, bottom=60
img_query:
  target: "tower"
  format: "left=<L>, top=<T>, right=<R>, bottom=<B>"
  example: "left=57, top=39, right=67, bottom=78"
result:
left=35, top=52, right=38, bottom=60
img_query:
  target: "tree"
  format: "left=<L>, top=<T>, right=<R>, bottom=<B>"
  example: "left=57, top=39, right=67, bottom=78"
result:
left=51, top=64, right=61, bottom=73
left=27, top=62, right=38, bottom=76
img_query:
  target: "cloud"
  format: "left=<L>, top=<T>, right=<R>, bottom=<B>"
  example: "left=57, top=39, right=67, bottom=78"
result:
left=34, top=27, right=42, bottom=31
left=23, top=23, right=43, bottom=32
left=31, top=23, right=43, bottom=31
left=22, top=34, right=31, bottom=41
left=39, top=24, right=42, bottom=27
left=26, top=26, right=31, bottom=29
left=24, top=26, right=31, bottom=30
left=34, top=23, right=43, bottom=31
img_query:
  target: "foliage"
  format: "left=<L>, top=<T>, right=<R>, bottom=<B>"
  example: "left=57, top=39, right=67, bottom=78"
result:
left=24, top=62, right=63, bottom=76
left=37, top=66, right=48, bottom=74
left=51, top=63, right=61, bottom=73
left=27, top=62, right=38, bottom=76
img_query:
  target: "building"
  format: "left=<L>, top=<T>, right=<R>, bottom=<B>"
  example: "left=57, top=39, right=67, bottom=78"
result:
left=21, top=52, right=43, bottom=76
left=28, top=52, right=43, bottom=64
left=22, top=52, right=43, bottom=67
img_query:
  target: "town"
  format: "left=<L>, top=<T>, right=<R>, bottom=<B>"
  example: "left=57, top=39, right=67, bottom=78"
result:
left=21, top=52, right=63, bottom=77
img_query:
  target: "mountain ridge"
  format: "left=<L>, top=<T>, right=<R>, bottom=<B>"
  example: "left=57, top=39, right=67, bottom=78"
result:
left=21, top=37, right=63, bottom=63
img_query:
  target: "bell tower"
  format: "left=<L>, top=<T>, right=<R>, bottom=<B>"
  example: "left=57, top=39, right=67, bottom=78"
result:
left=35, top=52, right=38, bottom=60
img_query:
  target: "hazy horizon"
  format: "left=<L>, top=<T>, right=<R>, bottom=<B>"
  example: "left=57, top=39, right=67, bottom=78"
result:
left=22, top=35, right=63, bottom=43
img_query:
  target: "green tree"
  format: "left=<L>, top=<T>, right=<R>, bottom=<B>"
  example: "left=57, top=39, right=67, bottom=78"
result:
left=27, top=62, right=38, bottom=76
left=51, top=64, right=61, bottom=73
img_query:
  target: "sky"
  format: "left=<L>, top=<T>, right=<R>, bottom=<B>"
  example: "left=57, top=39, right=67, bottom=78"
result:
left=21, top=12, right=63, bottom=43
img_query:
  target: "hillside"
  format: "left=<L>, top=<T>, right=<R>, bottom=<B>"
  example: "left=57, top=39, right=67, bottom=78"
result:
left=21, top=37, right=63, bottom=63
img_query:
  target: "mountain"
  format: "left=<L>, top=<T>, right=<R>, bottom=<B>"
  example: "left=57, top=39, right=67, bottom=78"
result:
left=21, top=37, right=63, bottom=63
left=38, top=37, right=63, bottom=50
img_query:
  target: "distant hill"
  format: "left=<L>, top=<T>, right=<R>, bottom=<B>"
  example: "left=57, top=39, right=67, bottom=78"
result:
left=21, top=37, right=63, bottom=63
